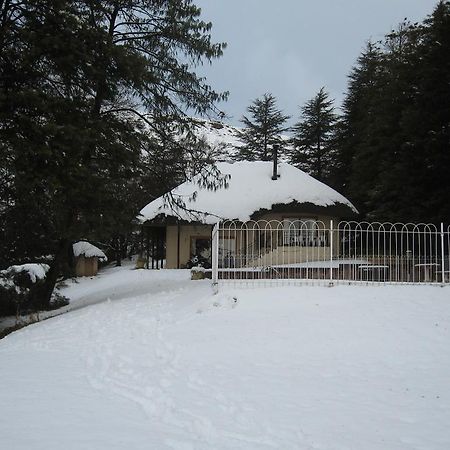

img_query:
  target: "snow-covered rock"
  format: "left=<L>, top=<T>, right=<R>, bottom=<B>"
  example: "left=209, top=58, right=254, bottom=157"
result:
left=139, top=160, right=357, bottom=223
left=73, top=241, right=107, bottom=262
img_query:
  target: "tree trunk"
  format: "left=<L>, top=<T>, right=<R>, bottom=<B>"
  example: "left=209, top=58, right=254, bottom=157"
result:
left=92, top=5, right=119, bottom=117
left=115, top=235, right=122, bottom=267
left=39, top=238, right=71, bottom=309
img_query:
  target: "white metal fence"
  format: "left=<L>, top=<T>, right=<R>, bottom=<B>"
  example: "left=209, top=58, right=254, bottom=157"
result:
left=211, top=220, right=450, bottom=287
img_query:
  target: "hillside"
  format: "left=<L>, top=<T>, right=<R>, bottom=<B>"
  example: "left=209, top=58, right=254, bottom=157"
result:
left=192, top=118, right=291, bottom=161
left=193, top=119, right=243, bottom=159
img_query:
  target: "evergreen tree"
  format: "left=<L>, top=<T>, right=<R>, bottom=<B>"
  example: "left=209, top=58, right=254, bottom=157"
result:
left=290, top=87, right=336, bottom=182
left=331, top=41, right=386, bottom=215
left=0, top=0, right=227, bottom=304
left=333, top=2, right=450, bottom=223
left=237, top=93, right=289, bottom=161
left=364, top=21, right=422, bottom=221
left=391, top=1, right=450, bottom=223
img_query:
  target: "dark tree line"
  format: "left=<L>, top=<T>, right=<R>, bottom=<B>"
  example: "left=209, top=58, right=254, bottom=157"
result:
left=237, top=1, right=450, bottom=224
left=334, top=1, right=450, bottom=223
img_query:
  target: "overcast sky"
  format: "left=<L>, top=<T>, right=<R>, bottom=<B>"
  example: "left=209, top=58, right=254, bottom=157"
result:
left=196, top=0, right=439, bottom=126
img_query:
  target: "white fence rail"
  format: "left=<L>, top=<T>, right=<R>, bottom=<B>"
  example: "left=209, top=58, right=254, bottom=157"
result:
left=211, top=220, right=450, bottom=287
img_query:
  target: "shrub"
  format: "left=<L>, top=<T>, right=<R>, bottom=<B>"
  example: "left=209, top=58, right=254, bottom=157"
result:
left=0, top=264, right=49, bottom=318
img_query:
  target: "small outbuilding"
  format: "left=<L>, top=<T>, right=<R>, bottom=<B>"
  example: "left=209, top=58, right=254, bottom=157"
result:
left=138, top=160, right=357, bottom=269
left=73, top=241, right=108, bottom=277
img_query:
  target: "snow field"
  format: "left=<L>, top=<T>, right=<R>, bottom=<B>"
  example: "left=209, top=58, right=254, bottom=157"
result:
left=1, top=266, right=449, bottom=449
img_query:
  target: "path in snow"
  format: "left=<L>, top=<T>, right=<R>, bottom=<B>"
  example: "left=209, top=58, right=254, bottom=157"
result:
left=0, top=262, right=191, bottom=333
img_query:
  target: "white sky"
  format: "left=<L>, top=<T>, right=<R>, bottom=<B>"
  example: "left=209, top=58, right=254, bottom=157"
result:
left=196, top=0, right=439, bottom=126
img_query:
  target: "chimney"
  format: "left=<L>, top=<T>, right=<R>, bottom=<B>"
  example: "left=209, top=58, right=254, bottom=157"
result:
left=272, top=144, right=280, bottom=180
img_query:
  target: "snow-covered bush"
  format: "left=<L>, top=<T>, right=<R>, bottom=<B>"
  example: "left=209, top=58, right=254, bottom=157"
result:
left=4, top=264, right=50, bottom=284
left=0, top=263, right=62, bottom=317
left=0, top=274, right=21, bottom=316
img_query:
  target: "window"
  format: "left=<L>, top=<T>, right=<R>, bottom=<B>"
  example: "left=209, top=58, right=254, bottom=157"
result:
left=283, top=218, right=326, bottom=247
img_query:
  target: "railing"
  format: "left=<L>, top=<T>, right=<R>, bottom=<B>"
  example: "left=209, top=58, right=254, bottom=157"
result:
left=211, top=220, right=450, bottom=287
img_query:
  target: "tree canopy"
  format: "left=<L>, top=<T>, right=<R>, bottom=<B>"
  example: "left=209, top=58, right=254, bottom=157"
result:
left=237, top=93, right=289, bottom=161
left=290, top=87, right=336, bottom=183
left=331, top=1, right=450, bottom=223
left=0, top=0, right=227, bottom=303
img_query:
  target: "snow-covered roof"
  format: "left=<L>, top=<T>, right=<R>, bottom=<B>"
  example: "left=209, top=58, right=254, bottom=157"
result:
left=73, top=242, right=108, bottom=261
left=139, top=161, right=357, bottom=224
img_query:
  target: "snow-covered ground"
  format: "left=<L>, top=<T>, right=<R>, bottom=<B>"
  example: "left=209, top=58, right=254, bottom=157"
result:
left=1, top=265, right=450, bottom=450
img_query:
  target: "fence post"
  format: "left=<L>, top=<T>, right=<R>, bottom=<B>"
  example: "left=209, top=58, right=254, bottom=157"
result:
left=441, top=222, right=445, bottom=285
left=330, top=219, right=334, bottom=284
left=212, top=222, right=219, bottom=291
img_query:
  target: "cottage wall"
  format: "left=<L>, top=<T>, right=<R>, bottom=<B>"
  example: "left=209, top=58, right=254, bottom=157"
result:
left=255, top=213, right=339, bottom=257
left=256, top=212, right=331, bottom=226
left=166, top=224, right=213, bottom=269
left=164, top=213, right=342, bottom=270
left=220, top=214, right=339, bottom=258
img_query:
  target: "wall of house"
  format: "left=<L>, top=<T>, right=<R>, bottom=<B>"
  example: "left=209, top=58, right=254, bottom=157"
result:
left=255, top=212, right=332, bottom=226
left=166, top=224, right=213, bottom=269
left=255, top=213, right=339, bottom=257
left=220, top=213, right=340, bottom=258
left=165, top=213, right=342, bottom=269
left=248, top=246, right=332, bottom=267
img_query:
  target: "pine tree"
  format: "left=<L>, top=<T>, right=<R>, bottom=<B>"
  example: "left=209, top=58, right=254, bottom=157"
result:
left=393, top=1, right=450, bottom=223
left=237, top=93, right=289, bottom=161
left=332, top=2, right=450, bottom=223
left=365, top=21, right=422, bottom=221
left=331, top=41, right=386, bottom=216
left=0, top=0, right=227, bottom=304
left=290, top=88, right=336, bottom=182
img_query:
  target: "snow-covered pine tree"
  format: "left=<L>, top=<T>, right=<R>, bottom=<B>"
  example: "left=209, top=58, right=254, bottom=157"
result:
left=290, top=88, right=336, bottom=183
left=237, top=93, right=289, bottom=161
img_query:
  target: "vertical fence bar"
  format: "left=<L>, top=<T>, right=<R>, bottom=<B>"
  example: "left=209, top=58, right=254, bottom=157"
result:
left=330, top=219, right=334, bottom=284
left=212, top=222, right=219, bottom=289
left=447, top=226, right=450, bottom=284
left=441, top=222, right=445, bottom=285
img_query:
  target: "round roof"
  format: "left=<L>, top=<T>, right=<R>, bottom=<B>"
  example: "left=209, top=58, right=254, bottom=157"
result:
left=139, top=161, right=357, bottom=224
